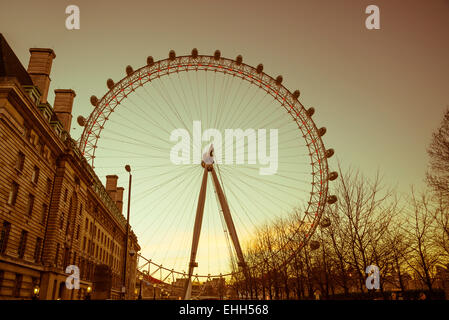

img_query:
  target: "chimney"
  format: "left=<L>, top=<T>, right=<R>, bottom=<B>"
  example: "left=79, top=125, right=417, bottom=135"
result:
left=53, top=89, right=76, bottom=132
left=27, top=48, right=56, bottom=104
left=106, top=175, right=118, bottom=202
left=116, top=187, right=124, bottom=214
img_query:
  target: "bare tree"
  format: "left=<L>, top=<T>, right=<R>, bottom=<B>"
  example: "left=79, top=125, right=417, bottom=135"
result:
left=426, top=108, right=449, bottom=202
left=330, top=164, right=397, bottom=293
left=431, top=194, right=449, bottom=262
left=401, top=190, right=440, bottom=292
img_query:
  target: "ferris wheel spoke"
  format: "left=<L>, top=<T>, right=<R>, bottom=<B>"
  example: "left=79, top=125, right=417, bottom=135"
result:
left=221, top=164, right=312, bottom=188
left=137, top=167, right=202, bottom=250
left=219, top=74, right=246, bottom=128
left=216, top=167, right=275, bottom=226
left=140, top=84, right=182, bottom=132
left=174, top=73, right=194, bottom=123
left=122, top=91, right=175, bottom=138
left=170, top=183, right=200, bottom=273
left=219, top=176, right=271, bottom=241
left=144, top=80, right=191, bottom=136
left=166, top=74, right=194, bottom=123
left=132, top=165, right=198, bottom=199
left=212, top=72, right=231, bottom=130
left=108, top=103, right=181, bottom=150
left=159, top=77, right=194, bottom=133
left=157, top=176, right=200, bottom=266
left=108, top=113, right=170, bottom=142
left=220, top=166, right=305, bottom=212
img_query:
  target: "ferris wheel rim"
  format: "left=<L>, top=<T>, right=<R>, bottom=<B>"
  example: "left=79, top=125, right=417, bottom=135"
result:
left=78, top=50, right=333, bottom=279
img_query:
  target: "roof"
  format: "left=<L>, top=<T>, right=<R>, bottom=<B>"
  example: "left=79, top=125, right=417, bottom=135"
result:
left=0, top=33, right=33, bottom=86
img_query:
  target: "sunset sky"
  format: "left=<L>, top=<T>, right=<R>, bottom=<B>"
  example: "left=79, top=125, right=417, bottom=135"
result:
left=1, top=0, right=448, bottom=277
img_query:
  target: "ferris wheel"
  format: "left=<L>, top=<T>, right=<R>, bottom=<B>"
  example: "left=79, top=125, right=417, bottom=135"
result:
left=77, top=49, right=337, bottom=299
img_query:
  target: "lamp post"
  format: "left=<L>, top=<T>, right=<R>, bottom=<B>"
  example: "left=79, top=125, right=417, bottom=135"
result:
left=122, top=164, right=132, bottom=299
left=138, top=274, right=143, bottom=300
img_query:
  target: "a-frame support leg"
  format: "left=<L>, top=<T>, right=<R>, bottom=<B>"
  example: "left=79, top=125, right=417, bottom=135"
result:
left=183, top=166, right=209, bottom=299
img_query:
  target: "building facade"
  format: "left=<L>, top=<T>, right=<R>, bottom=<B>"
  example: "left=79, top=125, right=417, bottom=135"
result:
left=0, top=34, right=139, bottom=300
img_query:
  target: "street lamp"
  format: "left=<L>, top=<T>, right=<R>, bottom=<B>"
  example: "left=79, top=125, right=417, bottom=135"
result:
left=32, top=286, right=40, bottom=300
left=122, top=164, right=132, bottom=299
left=85, top=286, right=92, bottom=300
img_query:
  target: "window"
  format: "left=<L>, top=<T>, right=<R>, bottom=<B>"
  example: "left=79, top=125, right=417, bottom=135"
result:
left=0, top=221, right=12, bottom=254
left=64, top=189, right=68, bottom=202
left=34, top=237, right=42, bottom=263
left=41, top=204, right=48, bottom=225
left=17, top=230, right=28, bottom=259
left=15, top=152, right=25, bottom=171
left=26, top=194, right=35, bottom=216
left=38, top=142, right=45, bottom=156
left=76, top=225, right=80, bottom=239
left=31, top=166, right=40, bottom=184
left=65, top=219, right=71, bottom=236
left=60, top=212, right=65, bottom=230
left=85, top=218, right=88, bottom=231
left=52, top=280, right=57, bottom=299
left=54, top=243, right=60, bottom=266
left=8, top=181, right=19, bottom=206
left=83, top=237, right=86, bottom=251
left=63, top=248, right=70, bottom=267
left=46, top=178, right=52, bottom=194
left=13, top=274, right=23, bottom=298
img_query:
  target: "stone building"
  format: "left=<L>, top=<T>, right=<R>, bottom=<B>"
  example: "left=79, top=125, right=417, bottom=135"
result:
left=0, top=34, right=139, bottom=300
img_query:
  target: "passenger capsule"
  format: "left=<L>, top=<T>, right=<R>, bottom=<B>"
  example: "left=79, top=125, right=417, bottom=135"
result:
left=107, top=79, right=114, bottom=90
left=318, top=127, right=327, bottom=137
left=126, top=65, right=133, bottom=76
left=320, top=217, right=331, bottom=228
left=293, top=90, right=300, bottom=99
left=326, top=148, right=335, bottom=158
left=306, top=107, right=315, bottom=117
left=147, top=56, right=154, bottom=66
left=327, top=195, right=337, bottom=204
left=169, top=50, right=176, bottom=61
left=214, top=50, right=221, bottom=60
left=90, top=95, right=98, bottom=107
left=310, top=241, right=320, bottom=250
left=191, top=48, right=198, bottom=58
left=256, top=64, right=263, bottom=74
left=328, top=171, right=338, bottom=181
left=275, top=75, right=283, bottom=85
left=77, top=115, right=86, bottom=127
left=236, top=55, right=243, bottom=65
